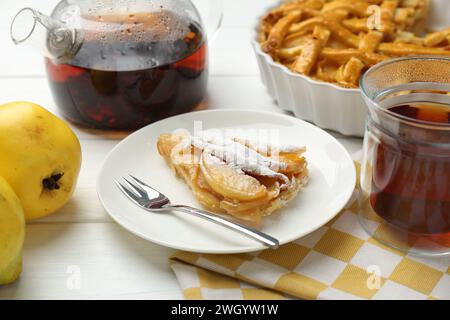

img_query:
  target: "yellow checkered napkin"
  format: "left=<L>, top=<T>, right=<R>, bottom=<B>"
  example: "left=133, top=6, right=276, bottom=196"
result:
left=170, top=165, right=450, bottom=300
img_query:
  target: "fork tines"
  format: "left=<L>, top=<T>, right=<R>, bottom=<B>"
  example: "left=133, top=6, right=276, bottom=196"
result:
left=115, top=175, right=147, bottom=202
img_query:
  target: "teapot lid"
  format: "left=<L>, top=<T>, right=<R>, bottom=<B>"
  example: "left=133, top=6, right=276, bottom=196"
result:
left=50, top=0, right=205, bottom=71
left=52, top=0, right=201, bottom=36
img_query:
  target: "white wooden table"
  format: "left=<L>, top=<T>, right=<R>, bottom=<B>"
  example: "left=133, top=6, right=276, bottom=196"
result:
left=0, top=0, right=362, bottom=299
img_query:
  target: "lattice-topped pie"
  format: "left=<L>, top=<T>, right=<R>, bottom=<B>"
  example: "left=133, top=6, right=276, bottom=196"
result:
left=157, top=131, right=308, bottom=223
left=259, top=0, right=450, bottom=88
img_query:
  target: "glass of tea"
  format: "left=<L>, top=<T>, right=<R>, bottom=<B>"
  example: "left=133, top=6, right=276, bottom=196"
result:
left=359, top=56, right=450, bottom=256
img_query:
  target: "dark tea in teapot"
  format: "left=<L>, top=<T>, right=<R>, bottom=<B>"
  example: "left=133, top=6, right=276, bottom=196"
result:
left=45, top=11, right=207, bottom=130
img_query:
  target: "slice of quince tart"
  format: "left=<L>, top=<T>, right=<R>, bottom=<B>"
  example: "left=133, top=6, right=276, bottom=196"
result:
left=157, top=130, right=308, bottom=224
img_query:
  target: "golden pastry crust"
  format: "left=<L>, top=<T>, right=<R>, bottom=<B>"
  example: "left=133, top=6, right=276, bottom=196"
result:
left=157, top=132, right=308, bottom=224
left=258, top=0, right=450, bottom=88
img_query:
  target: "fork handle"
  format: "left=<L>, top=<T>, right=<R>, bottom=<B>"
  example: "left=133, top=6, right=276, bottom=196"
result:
left=170, top=205, right=280, bottom=250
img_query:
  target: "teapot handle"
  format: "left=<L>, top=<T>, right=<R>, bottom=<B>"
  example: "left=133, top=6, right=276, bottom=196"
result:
left=191, top=0, right=223, bottom=42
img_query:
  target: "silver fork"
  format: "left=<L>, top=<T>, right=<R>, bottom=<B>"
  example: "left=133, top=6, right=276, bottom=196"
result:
left=114, top=175, right=280, bottom=249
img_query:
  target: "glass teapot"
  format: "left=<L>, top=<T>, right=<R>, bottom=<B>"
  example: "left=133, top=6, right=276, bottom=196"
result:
left=10, top=0, right=222, bottom=130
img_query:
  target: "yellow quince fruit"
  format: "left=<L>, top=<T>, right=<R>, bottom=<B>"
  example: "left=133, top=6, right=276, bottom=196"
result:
left=0, top=176, right=25, bottom=285
left=0, top=101, right=82, bottom=220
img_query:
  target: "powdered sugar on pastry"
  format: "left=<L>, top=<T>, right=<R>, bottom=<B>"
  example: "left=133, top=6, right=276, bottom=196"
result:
left=189, top=132, right=305, bottom=188
left=157, top=131, right=308, bottom=223
left=200, top=130, right=306, bottom=155
left=232, top=136, right=306, bottom=155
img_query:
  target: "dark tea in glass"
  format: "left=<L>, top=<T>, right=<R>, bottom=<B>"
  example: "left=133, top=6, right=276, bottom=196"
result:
left=45, top=11, right=208, bottom=130
left=359, top=56, right=450, bottom=256
left=370, top=102, right=450, bottom=236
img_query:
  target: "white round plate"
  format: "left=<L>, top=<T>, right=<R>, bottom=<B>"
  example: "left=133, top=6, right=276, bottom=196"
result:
left=97, top=110, right=356, bottom=254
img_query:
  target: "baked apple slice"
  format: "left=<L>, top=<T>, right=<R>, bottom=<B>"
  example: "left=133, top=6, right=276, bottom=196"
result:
left=200, top=152, right=267, bottom=201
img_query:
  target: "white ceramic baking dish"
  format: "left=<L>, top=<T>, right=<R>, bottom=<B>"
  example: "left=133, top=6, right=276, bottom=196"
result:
left=252, top=0, right=449, bottom=137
